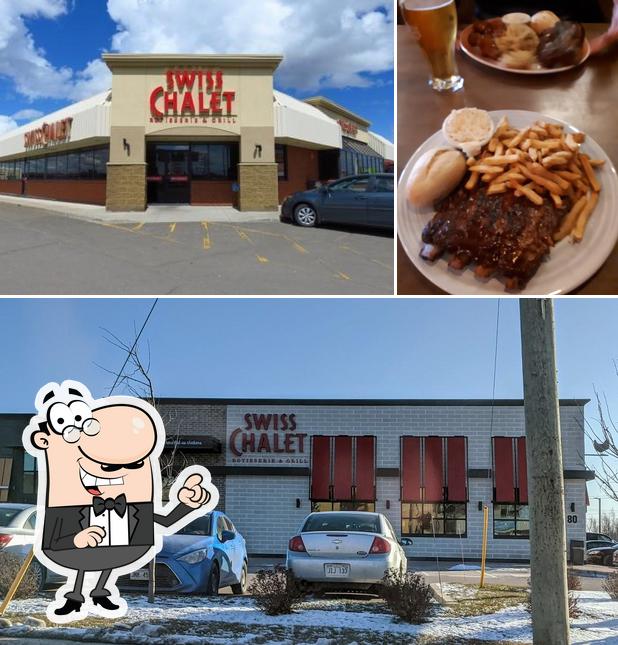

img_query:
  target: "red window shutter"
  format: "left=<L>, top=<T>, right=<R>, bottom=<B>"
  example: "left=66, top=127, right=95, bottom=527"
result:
left=333, top=436, right=353, bottom=500
left=424, top=437, right=444, bottom=503
left=493, top=437, right=515, bottom=503
left=446, top=437, right=467, bottom=502
left=401, top=437, right=422, bottom=502
left=310, top=436, right=331, bottom=500
left=517, top=436, right=528, bottom=504
left=354, top=436, right=376, bottom=500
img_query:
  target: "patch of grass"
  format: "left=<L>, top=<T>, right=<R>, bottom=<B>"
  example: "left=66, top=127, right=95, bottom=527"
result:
left=443, top=584, right=528, bottom=617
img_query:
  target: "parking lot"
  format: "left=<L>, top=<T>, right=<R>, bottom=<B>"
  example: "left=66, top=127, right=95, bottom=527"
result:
left=0, top=201, right=393, bottom=295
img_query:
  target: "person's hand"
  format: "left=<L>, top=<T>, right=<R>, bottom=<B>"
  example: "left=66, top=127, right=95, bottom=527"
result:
left=177, top=473, right=210, bottom=509
left=590, top=0, right=618, bottom=54
left=73, top=526, right=106, bottom=548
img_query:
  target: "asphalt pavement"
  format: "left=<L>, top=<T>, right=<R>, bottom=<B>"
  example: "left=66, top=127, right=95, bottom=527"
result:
left=0, top=201, right=393, bottom=294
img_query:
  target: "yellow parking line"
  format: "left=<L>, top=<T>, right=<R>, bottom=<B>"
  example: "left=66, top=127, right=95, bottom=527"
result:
left=202, top=221, right=211, bottom=250
left=340, top=244, right=392, bottom=270
left=169, top=223, right=176, bottom=234
left=235, top=228, right=252, bottom=243
left=256, top=255, right=269, bottom=264
left=132, top=222, right=145, bottom=231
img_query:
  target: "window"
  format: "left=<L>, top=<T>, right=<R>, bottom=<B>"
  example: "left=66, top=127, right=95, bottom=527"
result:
left=14, top=159, right=24, bottom=180
left=178, top=514, right=211, bottom=536
left=302, top=512, right=381, bottom=533
left=400, top=436, right=468, bottom=537
left=330, top=177, right=369, bottom=192
left=93, top=148, right=108, bottom=177
left=312, top=501, right=376, bottom=512
left=79, top=149, right=94, bottom=178
left=67, top=152, right=80, bottom=178
left=275, top=144, right=287, bottom=179
left=310, top=435, right=376, bottom=505
left=492, top=437, right=528, bottom=538
left=216, top=515, right=226, bottom=540
left=55, top=154, right=68, bottom=177
left=46, top=155, right=57, bottom=178
left=494, top=504, right=529, bottom=538
left=372, top=176, right=394, bottom=193
left=25, top=512, right=37, bottom=530
left=190, top=143, right=237, bottom=179
left=23, top=452, right=37, bottom=495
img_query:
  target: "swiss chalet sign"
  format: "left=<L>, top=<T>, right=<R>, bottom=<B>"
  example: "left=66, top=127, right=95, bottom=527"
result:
left=150, top=69, right=237, bottom=125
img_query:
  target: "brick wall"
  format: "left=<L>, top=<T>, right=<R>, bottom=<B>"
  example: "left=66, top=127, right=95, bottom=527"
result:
left=25, top=179, right=106, bottom=205
left=278, top=145, right=319, bottom=203
left=0, top=180, right=23, bottom=195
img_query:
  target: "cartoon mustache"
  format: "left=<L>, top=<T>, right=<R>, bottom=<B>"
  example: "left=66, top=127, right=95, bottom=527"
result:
left=62, top=418, right=101, bottom=443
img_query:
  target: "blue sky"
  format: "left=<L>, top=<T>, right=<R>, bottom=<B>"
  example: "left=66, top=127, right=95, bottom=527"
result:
left=0, top=1, right=394, bottom=140
left=1, top=297, right=617, bottom=516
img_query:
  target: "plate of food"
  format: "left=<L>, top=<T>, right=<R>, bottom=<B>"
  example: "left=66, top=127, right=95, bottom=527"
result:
left=398, top=108, right=618, bottom=294
left=460, top=10, right=590, bottom=73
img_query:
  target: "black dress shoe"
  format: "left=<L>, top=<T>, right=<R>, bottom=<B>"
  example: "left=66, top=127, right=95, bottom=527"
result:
left=92, top=596, right=120, bottom=610
left=54, top=598, right=83, bottom=615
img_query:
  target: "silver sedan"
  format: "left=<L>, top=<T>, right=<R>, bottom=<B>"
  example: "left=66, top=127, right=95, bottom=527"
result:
left=286, top=511, right=410, bottom=590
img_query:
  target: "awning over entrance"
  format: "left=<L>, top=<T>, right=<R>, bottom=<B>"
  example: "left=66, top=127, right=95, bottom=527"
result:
left=342, top=137, right=383, bottom=159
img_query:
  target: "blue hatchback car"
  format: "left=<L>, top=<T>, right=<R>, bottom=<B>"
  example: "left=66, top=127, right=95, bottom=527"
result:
left=118, top=511, right=248, bottom=594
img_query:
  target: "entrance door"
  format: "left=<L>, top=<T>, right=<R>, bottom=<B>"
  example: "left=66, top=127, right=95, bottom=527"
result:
left=147, top=144, right=190, bottom=204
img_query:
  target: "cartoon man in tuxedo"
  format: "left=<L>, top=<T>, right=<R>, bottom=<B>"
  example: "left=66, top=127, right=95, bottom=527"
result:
left=23, top=380, right=218, bottom=622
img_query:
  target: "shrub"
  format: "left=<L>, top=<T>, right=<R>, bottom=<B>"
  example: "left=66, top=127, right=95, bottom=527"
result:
left=248, top=566, right=305, bottom=615
left=603, top=571, right=618, bottom=599
left=379, top=569, right=433, bottom=624
left=567, top=570, right=582, bottom=591
left=0, top=552, right=40, bottom=599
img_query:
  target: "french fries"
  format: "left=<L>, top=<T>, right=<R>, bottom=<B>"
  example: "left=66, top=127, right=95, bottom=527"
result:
left=462, top=116, right=604, bottom=243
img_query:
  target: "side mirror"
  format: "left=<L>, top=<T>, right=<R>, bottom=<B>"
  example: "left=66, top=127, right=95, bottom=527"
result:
left=399, top=537, right=413, bottom=546
left=221, top=530, right=236, bottom=543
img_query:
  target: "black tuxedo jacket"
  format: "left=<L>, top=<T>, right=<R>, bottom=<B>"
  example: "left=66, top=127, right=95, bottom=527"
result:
left=42, top=501, right=193, bottom=551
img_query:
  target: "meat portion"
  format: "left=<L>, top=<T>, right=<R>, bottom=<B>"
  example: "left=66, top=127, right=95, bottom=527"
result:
left=537, top=21, right=585, bottom=68
left=421, top=184, right=568, bottom=290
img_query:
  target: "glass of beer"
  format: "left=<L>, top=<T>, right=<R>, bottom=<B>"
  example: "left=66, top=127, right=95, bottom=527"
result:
left=401, top=0, right=464, bottom=92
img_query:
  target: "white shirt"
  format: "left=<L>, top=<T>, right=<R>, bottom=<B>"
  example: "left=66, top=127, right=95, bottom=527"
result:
left=89, top=505, right=130, bottom=547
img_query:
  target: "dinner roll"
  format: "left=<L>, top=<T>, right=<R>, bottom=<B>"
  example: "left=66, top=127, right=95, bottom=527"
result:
left=531, top=10, right=560, bottom=34
left=407, top=148, right=467, bottom=207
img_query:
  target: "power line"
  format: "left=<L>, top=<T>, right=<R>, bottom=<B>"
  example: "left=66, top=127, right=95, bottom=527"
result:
left=108, top=298, right=159, bottom=396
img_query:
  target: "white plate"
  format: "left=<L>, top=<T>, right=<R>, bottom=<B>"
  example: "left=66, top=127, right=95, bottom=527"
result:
left=324, top=563, right=350, bottom=578
left=459, top=24, right=591, bottom=75
left=398, top=110, right=618, bottom=295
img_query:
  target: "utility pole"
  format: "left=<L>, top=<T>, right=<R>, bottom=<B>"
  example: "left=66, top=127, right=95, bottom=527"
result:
left=520, top=299, right=570, bottom=645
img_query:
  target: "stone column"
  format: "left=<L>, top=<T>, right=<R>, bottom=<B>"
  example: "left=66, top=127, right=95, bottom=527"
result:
left=238, top=126, right=278, bottom=211
left=106, top=125, right=147, bottom=212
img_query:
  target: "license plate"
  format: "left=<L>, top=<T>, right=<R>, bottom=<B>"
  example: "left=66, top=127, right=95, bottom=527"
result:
left=324, top=563, right=350, bottom=578
left=130, top=568, right=149, bottom=581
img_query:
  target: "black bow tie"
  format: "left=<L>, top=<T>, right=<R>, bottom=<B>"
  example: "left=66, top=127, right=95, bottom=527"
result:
left=93, top=494, right=127, bottom=518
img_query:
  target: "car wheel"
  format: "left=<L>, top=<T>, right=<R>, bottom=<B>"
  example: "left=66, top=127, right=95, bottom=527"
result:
left=206, top=562, right=220, bottom=596
left=231, top=561, right=248, bottom=595
left=294, top=204, right=318, bottom=227
left=30, top=560, right=46, bottom=592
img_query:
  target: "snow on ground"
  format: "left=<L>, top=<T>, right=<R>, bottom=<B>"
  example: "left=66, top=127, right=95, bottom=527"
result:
left=449, top=564, right=482, bottom=571
left=2, top=591, right=617, bottom=643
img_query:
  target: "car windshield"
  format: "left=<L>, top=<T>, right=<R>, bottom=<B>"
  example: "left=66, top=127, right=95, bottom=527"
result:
left=0, top=508, right=22, bottom=527
left=302, top=513, right=380, bottom=533
left=177, top=514, right=212, bottom=536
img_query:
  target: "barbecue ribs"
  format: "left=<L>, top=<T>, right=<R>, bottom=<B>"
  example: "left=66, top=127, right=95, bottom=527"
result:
left=420, top=183, right=568, bottom=290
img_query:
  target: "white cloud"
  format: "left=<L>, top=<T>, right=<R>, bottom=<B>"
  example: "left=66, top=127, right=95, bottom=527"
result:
left=106, top=0, right=393, bottom=91
left=11, top=108, right=44, bottom=121
left=0, top=115, right=18, bottom=135
left=0, top=0, right=110, bottom=102
left=1, top=0, right=391, bottom=121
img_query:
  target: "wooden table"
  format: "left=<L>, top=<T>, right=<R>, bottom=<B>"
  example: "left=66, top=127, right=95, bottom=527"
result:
left=397, top=24, right=618, bottom=295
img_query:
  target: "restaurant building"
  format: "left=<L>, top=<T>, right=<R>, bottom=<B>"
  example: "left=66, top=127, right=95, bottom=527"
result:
left=0, top=54, right=393, bottom=212
left=0, top=398, right=592, bottom=562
